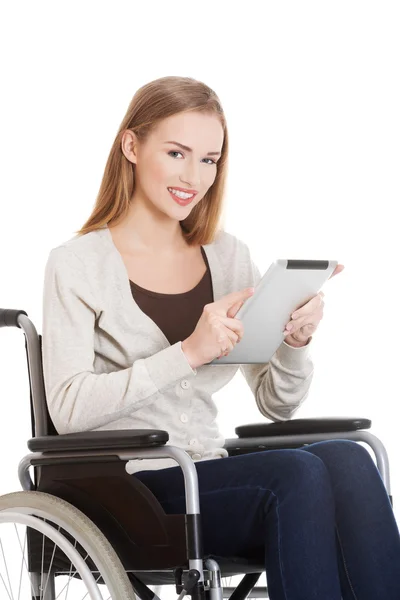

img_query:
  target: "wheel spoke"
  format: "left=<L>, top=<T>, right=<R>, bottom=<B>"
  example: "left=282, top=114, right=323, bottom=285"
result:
left=80, top=571, right=104, bottom=600
left=42, top=521, right=60, bottom=599
left=13, top=523, right=39, bottom=599
left=64, top=536, right=78, bottom=600
left=17, top=528, right=27, bottom=600
left=0, top=572, right=13, bottom=600
left=40, top=524, right=45, bottom=600
left=0, top=537, right=14, bottom=599
left=55, top=551, right=90, bottom=598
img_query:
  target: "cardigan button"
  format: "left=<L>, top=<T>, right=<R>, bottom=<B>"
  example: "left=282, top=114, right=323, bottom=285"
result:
left=180, top=379, right=190, bottom=390
left=192, top=453, right=202, bottom=461
left=180, top=413, right=188, bottom=423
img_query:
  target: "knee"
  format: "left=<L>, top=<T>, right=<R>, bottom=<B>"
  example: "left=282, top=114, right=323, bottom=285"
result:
left=305, top=439, right=374, bottom=470
left=259, top=451, right=336, bottom=523
left=269, top=449, right=332, bottom=495
left=304, top=440, right=378, bottom=489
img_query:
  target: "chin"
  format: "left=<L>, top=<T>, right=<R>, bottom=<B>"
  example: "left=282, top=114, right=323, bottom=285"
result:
left=168, top=199, right=196, bottom=216
left=173, top=206, right=194, bottom=221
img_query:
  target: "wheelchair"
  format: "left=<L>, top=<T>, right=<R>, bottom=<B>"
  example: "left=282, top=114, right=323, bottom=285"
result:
left=0, top=307, right=393, bottom=599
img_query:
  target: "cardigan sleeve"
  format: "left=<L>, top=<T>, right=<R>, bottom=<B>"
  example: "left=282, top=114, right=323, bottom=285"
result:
left=42, top=247, right=197, bottom=434
left=239, top=244, right=314, bottom=421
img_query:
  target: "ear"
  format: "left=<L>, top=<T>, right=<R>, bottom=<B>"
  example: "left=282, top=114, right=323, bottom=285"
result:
left=121, top=129, right=139, bottom=165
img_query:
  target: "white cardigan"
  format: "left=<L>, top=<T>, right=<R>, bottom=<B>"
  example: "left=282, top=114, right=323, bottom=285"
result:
left=42, top=226, right=314, bottom=473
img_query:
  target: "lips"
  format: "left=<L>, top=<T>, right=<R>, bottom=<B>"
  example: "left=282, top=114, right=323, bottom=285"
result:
left=168, top=187, right=197, bottom=206
left=173, top=185, right=197, bottom=192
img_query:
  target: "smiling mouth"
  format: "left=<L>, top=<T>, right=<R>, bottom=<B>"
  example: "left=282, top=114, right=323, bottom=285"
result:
left=167, top=187, right=196, bottom=205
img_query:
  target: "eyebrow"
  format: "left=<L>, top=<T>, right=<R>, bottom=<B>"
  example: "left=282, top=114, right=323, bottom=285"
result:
left=164, top=140, right=221, bottom=156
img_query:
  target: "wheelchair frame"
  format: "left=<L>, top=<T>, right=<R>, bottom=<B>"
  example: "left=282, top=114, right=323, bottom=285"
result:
left=0, top=308, right=393, bottom=600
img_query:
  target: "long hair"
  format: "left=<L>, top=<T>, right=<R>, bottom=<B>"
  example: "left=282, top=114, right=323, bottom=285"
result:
left=76, top=76, right=229, bottom=246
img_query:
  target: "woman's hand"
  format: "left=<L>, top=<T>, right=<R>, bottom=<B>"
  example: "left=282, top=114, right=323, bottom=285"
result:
left=283, top=264, right=345, bottom=347
left=182, top=287, right=255, bottom=369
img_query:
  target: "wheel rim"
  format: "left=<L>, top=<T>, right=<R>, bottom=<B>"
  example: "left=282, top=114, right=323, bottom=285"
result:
left=0, top=511, right=112, bottom=599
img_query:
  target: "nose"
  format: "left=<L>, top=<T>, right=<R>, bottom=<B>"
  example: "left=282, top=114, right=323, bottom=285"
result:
left=180, top=159, right=200, bottom=188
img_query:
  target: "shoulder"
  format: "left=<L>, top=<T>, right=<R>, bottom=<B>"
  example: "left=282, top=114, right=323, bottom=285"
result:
left=209, top=228, right=252, bottom=263
left=208, top=228, right=261, bottom=288
left=46, top=228, right=109, bottom=270
left=43, top=230, right=111, bottom=300
left=43, top=230, right=110, bottom=309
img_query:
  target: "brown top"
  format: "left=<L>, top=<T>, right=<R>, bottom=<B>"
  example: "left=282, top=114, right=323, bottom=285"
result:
left=129, top=246, right=214, bottom=345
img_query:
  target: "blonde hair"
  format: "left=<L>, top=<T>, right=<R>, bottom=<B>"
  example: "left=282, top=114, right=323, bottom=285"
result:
left=76, top=76, right=229, bottom=246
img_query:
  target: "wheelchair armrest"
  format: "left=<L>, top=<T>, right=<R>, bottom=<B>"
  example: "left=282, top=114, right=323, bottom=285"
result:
left=0, top=308, right=28, bottom=328
left=235, top=417, right=371, bottom=438
left=27, top=429, right=169, bottom=453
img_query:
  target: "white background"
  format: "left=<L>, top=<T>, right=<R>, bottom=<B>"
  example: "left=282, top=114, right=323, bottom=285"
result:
left=0, top=0, right=399, bottom=552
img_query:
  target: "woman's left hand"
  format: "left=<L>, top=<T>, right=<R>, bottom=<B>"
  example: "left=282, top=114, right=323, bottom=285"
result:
left=283, top=264, right=345, bottom=347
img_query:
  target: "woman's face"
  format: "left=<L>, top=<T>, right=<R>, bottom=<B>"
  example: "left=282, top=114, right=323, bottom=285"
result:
left=125, top=111, right=224, bottom=220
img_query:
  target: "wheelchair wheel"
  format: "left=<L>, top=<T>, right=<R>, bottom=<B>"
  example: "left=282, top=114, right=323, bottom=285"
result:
left=0, top=490, right=136, bottom=599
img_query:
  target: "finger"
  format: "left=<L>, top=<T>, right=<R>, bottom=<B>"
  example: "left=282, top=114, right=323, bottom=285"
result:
left=220, top=330, right=239, bottom=357
left=225, top=328, right=239, bottom=346
left=285, top=323, right=317, bottom=342
left=227, top=299, right=244, bottom=319
left=328, top=264, right=345, bottom=280
left=216, top=328, right=238, bottom=353
left=286, top=306, right=323, bottom=333
left=216, top=288, right=255, bottom=312
left=291, top=294, right=322, bottom=319
left=218, top=316, right=244, bottom=340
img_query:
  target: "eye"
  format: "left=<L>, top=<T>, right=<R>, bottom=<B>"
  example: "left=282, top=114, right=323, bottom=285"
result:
left=168, top=150, right=217, bottom=165
left=168, top=150, right=184, bottom=159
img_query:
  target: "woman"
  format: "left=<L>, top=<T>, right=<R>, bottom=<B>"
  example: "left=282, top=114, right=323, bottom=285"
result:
left=42, top=76, right=400, bottom=599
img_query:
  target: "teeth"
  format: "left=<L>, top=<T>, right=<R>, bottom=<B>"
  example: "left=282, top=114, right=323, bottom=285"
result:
left=168, top=188, right=194, bottom=200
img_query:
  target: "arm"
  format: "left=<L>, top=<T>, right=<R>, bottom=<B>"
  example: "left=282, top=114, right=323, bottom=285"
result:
left=240, top=341, right=314, bottom=421
left=239, top=247, right=314, bottom=421
left=42, top=247, right=196, bottom=434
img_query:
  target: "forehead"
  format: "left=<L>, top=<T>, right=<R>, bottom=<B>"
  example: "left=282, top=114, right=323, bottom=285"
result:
left=152, top=111, right=224, bottom=149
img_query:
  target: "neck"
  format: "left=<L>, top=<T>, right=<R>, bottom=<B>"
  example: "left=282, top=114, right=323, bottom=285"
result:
left=110, top=197, right=189, bottom=255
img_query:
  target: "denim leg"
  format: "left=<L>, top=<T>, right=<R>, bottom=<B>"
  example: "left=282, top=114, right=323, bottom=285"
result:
left=302, top=439, right=400, bottom=599
left=135, top=449, right=342, bottom=600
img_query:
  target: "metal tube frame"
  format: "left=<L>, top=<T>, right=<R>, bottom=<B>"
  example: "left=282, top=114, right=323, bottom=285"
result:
left=18, top=445, right=204, bottom=581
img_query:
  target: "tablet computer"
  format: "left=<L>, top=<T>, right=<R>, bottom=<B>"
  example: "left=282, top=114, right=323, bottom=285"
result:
left=208, top=258, right=338, bottom=365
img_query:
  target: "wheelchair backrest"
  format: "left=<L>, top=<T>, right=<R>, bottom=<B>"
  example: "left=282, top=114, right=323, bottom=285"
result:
left=24, top=333, right=58, bottom=438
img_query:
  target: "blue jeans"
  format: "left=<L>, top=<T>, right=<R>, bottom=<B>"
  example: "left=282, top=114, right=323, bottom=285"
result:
left=135, top=440, right=400, bottom=600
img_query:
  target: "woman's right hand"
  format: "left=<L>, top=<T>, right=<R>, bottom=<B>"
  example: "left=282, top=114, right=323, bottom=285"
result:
left=181, top=287, right=255, bottom=369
